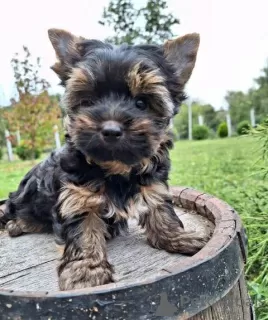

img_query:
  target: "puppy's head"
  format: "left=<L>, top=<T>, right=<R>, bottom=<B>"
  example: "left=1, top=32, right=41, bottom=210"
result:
left=48, top=29, right=199, bottom=166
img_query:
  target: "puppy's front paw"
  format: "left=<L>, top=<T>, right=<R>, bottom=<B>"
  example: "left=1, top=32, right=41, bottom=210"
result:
left=171, top=231, right=210, bottom=255
left=6, top=220, right=23, bottom=237
left=58, top=259, right=114, bottom=290
left=148, top=228, right=210, bottom=255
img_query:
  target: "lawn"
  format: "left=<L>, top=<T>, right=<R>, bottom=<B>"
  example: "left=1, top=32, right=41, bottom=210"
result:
left=0, top=153, right=47, bottom=199
left=170, top=136, right=264, bottom=206
left=0, top=137, right=267, bottom=317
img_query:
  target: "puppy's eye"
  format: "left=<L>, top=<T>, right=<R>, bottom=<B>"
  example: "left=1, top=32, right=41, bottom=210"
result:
left=135, top=99, right=147, bottom=110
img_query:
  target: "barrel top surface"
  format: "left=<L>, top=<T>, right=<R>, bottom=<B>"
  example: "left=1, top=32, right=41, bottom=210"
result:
left=0, top=187, right=243, bottom=298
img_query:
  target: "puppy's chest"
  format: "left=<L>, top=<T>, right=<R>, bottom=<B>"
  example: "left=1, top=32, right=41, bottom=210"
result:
left=104, top=174, right=139, bottom=212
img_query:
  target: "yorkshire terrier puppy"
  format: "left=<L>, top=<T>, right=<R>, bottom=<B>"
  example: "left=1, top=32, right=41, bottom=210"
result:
left=0, top=29, right=208, bottom=290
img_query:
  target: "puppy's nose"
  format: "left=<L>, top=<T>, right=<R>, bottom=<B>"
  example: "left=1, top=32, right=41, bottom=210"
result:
left=101, top=121, right=123, bottom=141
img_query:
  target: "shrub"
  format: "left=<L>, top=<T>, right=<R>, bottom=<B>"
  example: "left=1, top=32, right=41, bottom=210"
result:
left=192, top=125, right=209, bottom=140
left=16, top=144, right=41, bottom=161
left=0, top=148, right=3, bottom=160
left=237, top=120, right=251, bottom=135
left=217, top=122, right=228, bottom=138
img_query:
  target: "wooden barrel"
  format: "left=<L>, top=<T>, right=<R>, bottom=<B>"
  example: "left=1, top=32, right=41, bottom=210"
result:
left=0, top=187, right=254, bottom=320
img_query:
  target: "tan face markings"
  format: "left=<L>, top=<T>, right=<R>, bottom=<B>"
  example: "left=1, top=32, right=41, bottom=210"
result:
left=127, top=63, right=174, bottom=117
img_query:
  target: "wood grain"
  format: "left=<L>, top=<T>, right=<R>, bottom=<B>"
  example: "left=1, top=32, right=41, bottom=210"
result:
left=189, top=275, right=251, bottom=320
left=0, top=207, right=214, bottom=292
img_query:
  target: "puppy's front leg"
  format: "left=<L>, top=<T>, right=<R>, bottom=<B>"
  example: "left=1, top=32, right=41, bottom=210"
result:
left=138, top=183, right=208, bottom=255
left=56, top=184, right=113, bottom=290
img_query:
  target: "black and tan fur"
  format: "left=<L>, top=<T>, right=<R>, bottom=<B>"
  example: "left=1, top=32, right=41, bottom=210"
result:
left=0, top=29, right=209, bottom=290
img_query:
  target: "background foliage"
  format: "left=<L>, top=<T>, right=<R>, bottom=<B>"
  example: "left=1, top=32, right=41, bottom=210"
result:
left=2, top=46, right=62, bottom=159
left=99, top=0, right=179, bottom=45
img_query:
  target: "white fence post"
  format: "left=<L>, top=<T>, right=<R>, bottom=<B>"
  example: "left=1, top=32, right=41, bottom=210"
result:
left=250, top=108, right=256, bottom=127
left=5, top=129, right=13, bottom=161
left=226, top=113, right=232, bottom=137
left=53, top=125, right=61, bottom=150
left=198, top=115, right=204, bottom=126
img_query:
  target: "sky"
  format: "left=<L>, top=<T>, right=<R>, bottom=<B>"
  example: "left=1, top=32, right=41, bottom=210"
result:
left=0, top=0, right=268, bottom=109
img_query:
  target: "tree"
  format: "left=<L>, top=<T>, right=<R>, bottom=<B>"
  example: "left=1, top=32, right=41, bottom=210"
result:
left=252, top=62, right=268, bottom=122
left=202, top=104, right=221, bottom=131
left=225, top=61, right=268, bottom=127
left=99, top=0, right=180, bottom=45
left=254, top=62, right=268, bottom=88
left=225, top=91, right=251, bottom=125
left=4, top=46, right=61, bottom=158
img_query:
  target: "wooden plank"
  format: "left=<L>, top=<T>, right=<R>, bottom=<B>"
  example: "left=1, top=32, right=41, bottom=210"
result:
left=189, top=276, right=251, bottom=320
left=189, top=307, right=214, bottom=320
left=0, top=207, right=214, bottom=292
left=238, top=274, right=252, bottom=320
left=210, top=281, right=244, bottom=320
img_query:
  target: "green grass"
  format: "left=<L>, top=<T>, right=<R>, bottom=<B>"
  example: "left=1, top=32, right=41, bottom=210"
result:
left=0, top=161, right=35, bottom=198
left=0, top=154, right=46, bottom=199
left=170, top=137, right=268, bottom=319
left=0, top=137, right=267, bottom=317
left=170, top=136, right=264, bottom=204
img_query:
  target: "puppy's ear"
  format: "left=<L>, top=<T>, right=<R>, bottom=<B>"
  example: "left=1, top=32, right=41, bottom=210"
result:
left=163, top=33, right=200, bottom=86
left=48, top=29, right=85, bottom=83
